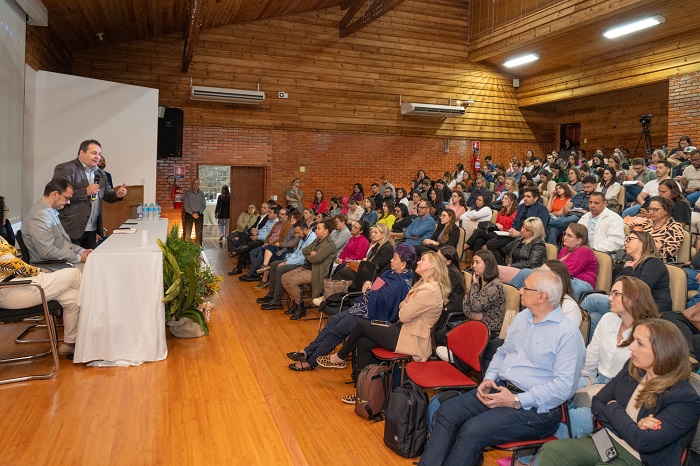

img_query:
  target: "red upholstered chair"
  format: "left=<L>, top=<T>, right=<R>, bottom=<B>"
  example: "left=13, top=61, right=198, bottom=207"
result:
left=490, top=403, right=571, bottom=466
left=405, top=320, right=489, bottom=391
left=371, top=347, right=412, bottom=384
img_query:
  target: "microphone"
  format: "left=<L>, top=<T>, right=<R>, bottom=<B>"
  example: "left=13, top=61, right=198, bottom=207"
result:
left=91, top=173, right=100, bottom=201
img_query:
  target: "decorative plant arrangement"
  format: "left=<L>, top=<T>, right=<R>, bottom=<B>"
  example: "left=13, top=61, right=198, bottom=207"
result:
left=158, top=225, right=222, bottom=337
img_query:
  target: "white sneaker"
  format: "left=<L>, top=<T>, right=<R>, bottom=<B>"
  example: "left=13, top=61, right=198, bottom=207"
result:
left=312, top=297, right=324, bottom=307
left=436, top=346, right=454, bottom=363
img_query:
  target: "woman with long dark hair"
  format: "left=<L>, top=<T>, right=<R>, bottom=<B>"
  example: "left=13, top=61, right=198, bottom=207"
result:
left=214, top=185, right=230, bottom=240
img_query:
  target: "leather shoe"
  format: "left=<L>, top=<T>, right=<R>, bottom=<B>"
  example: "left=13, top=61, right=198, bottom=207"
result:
left=239, top=274, right=261, bottom=282
left=286, top=351, right=307, bottom=362
left=256, top=295, right=273, bottom=303
left=261, top=302, right=283, bottom=310
left=284, top=303, right=297, bottom=315
left=290, top=303, right=307, bottom=320
left=228, top=267, right=242, bottom=276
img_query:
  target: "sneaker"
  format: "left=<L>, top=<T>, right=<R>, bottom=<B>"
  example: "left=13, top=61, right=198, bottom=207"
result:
left=57, top=343, right=75, bottom=356
left=256, top=264, right=271, bottom=274
left=341, top=393, right=357, bottom=404
left=316, top=355, right=346, bottom=369
left=312, top=297, right=324, bottom=307
left=436, top=346, right=454, bottom=363
left=254, top=281, right=269, bottom=289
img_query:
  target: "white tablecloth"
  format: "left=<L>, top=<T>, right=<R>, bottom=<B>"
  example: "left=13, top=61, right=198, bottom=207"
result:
left=204, top=201, right=217, bottom=226
left=74, top=219, right=169, bottom=365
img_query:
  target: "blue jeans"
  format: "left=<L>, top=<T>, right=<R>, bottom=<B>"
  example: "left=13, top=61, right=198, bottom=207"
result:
left=304, top=312, right=363, bottom=366
left=621, top=205, right=641, bottom=218
left=687, top=191, right=700, bottom=206
left=554, top=374, right=612, bottom=440
left=510, top=270, right=592, bottom=301
left=687, top=268, right=700, bottom=307
left=546, top=215, right=580, bottom=245
left=625, top=184, right=643, bottom=204
left=579, top=293, right=610, bottom=335
left=419, top=385, right=561, bottom=466
left=245, top=246, right=265, bottom=277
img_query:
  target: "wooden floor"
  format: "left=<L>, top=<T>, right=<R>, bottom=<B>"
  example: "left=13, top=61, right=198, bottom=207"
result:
left=0, top=227, right=505, bottom=466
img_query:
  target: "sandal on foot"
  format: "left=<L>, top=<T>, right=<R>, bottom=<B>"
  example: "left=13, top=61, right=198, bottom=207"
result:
left=317, top=355, right=346, bottom=369
left=288, top=362, right=314, bottom=371
left=286, top=351, right=307, bottom=362
left=341, top=393, right=357, bottom=404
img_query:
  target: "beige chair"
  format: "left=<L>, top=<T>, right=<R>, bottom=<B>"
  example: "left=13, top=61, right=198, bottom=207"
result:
left=579, top=308, right=591, bottom=345
left=456, top=227, right=466, bottom=261
left=546, top=243, right=558, bottom=261
left=666, top=264, right=688, bottom=313
left=678, top=230, right=691, bottom=264
left=615, top=186, right=626, bottom=213
left=499, top=284, right=522, bottom=340
left=491, top=209, right=498, bottom=224
left=463, top=270, right=473, bottom=290
left=593, top=251, right=613, bottom=293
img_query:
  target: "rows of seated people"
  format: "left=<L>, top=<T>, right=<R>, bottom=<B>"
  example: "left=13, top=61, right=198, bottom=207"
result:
left=225, top=138, right=700, bottom=466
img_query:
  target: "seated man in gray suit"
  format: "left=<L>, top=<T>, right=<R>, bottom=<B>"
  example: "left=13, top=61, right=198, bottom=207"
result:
left=22, top=178, right=92, bottom=266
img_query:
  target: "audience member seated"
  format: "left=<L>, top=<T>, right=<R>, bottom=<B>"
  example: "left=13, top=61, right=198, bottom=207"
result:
left=537, top=319, right=700, bottom=466
left=228, top=202, right=277, bottom=275
left=390, top=203, right=412, bottom=241
left=493, top=173, right=506, bottom=194
left=546, top=175, right=597, bottom=245
left=415, top=209, right=459, bottom=256
left=255, top=216, right=301, bottom=288
left=630, top=196, right=684, bottom=263
left=581, top=231, right=671, bottom=333
left=280, top=218, right=336, bottom=320
left=465, top=192, right=517, bottom=253
left=550, top=164, right=568, bottom=183
left=540, top=260, right=582, bottom=328
left=513, top=224, right=597, bottom=300
left=375, top=199, right=396, bottom=230
left=310, top=190, right=327, bottom=214
left=459, top=192, right=493, bottom=241
left=368, top=183, right=383, bottom=212
left=493, top=177, right=518, bottom=205
left=562, top=277, right=659, bottom=439
left=597, top=168, right=622, bottom=213
left=350, top=183, right=364, bottom=203
left=402, top=201, right=437, bottom=246
left=299, top=208, right=315, bottom=229
left=339, top=197, right=349, bottom=215
left=466, top=176, right=491, bottom=210
left=446, top=191, right=467, bottom=219
left=323, top=251, right=448, bottom=401
left=567, top=167, right=583, bottom=193
left=0, top=195, right=14, bottom=246
left=360, top=198, right=377, bottom=226
left=434, top=178, right=451, bottom=203
left=680, top=148, right=700, bottom=204
left=486, top=187, right=550, bottom=265
left=239, top=207, right=292, bottom=282
left=538, top=170, right=554, bottom=198
left=408, top=190, right=422, bottom=216
left=577, top=192, right=625, bottom=254
left=412, top=169, right=430, bottom=192
left=435, top=250, right=504, bottom=350
left=622, top=160, right=674, bottom=217
left=432, top=245, right=466, bottom=337
left=0, top=236, right=81, bottom=357
left=331, top=220, right=370, bottom=277
left=418, top=269, right=585, bottom=466
left=258, top=224, right=316, bottom=311
left=332, top=223, right=394, bottom=284
left=227, top=202, right=266, bottom=254
left=607, top=155, right=628, bottom=186
left=287, top=244, right=415, bottom=371
left=381, top=175, right=396, bottom=198
left=346, top=198, right=364, bottom=223
left=624, top=157, right=658, bottom=204
left=427, top=188, right=445, bottom=218
left=330, top=214, right=351, bottom=253
left=497, top=217, right=547, bottom=281
left=395, top=188, right=409, bottom=207
left=22, top=178, right=92, bottom=266
left=547, top=183, right=574, bottom=223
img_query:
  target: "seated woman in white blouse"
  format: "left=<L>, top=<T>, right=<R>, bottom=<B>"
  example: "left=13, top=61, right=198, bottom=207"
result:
left=459, top=192, right=493, bottom=241
left=563, top=276, right=659, bottom=439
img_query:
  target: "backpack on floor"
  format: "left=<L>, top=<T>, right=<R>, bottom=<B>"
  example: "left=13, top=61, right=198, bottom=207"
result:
left=354, top=364, right=391, bottom=422
left=427, top=390, right=460, bottom=433
left=383, top=379, right=429, bottom=458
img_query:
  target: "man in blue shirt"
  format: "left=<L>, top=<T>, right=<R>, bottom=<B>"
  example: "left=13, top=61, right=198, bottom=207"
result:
left=545, top=175, right=597, bottom=244
left=229, top=208, right=279, bottom=275
left=419, top=269, right=585, bottom=466
left=486, top=187, right=550, bottom=264
left=403, top=201, right=436, bottom=246
left=259, top=223, right=316, bottom=310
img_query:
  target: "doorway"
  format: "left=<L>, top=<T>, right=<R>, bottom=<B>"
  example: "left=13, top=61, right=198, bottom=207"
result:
left=560, top=123, right=581, bottom=150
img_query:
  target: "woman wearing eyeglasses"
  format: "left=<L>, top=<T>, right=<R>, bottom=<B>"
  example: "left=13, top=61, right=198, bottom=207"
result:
left=415, top=209, right=459, bottom=257
left=580, top=231, right=671, bottom=334
left=632, top=196, right=684, bottom=263
left=497, top=217, right=547, bottom=284
left=537, top=319, right=700, bottom=466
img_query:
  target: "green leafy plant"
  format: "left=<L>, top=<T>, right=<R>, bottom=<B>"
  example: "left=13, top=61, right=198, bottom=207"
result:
left=158, top=225, right=221, bottom=335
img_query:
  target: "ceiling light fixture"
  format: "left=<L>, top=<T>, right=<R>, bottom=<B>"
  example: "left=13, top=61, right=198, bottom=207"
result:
left=503, top=53, right=539, bottom=68
left=603, top=16, right=665, bottom=39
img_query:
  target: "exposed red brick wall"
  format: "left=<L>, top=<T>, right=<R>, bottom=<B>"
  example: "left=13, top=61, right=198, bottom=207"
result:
left=156, top=126, right=548, bottom=223
left=668, top=72, right=700, bottom=149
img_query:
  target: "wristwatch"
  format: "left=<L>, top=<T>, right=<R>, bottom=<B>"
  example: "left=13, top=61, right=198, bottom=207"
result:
left=513, top=395, right=522, bottom=409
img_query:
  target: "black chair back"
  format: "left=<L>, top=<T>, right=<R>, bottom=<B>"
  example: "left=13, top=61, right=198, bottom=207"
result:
left=15, top=230, right=32, bottom=262
left=353, top=261, right=379, bottom=290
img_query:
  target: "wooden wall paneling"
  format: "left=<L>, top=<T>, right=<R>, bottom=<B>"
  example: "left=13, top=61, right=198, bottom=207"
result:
left=25, top=25, right=72, bottom=73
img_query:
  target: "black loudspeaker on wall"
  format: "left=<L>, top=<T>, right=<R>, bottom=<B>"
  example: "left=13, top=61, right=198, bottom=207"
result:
left=157, top=107, right=184, bottom=158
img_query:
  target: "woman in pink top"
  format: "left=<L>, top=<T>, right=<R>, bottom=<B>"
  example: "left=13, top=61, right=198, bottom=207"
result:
left=446, top=191, right=467, bottom=219
left=557, top=223, right=597, bottom=298
left=332, top=220, right=371, bottom=278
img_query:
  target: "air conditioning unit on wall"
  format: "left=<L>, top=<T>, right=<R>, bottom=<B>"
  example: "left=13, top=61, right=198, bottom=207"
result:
left=399, top=97, right=474, bottom=118
left=190, top=80, right=265, bottom=105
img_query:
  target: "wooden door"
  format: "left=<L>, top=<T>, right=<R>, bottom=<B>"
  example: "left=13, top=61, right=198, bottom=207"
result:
left=229, top=166, right=266, bottom=234
left=560, top=123, right=581, bottom=149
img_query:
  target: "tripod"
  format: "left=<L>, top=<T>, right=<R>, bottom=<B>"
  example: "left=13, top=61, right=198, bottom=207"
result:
left=634, top=125, right=653, bottom=159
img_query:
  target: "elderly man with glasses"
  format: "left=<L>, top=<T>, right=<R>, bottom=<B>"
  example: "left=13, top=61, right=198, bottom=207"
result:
left=402, top=201, right=437, bottom=247
left=420, top=268, right=585, bottom=466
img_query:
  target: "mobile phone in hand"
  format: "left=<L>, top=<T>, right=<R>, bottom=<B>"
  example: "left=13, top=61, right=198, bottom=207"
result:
left=370, top=320, right=391, bottom=327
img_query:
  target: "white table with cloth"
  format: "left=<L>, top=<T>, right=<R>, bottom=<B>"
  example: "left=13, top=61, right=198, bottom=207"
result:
left=204, top=200, right=217, bottom=226
left=74, top=219, right=169, bottom=365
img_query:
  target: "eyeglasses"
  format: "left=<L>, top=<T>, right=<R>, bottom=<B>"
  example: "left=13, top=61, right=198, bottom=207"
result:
left=522, top=286, right=540, bottom=293
left=563, top=233, right=576, bottom=239
left=609, top=290, right=624, bottom=299
left=417, top=205, right=429, bottom=210
left=648, top=207, right=662, bottom=212
left=60, top=193, right=72, bottom=202
left=624, top=236, right=639, bottom=243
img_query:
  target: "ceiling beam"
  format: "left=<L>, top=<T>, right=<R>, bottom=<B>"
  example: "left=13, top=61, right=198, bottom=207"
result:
left=468, top=0, right=652, bottom=63
left=182, top=0, right=211, bottom=73
left=339, top=0, right=406, bottom=38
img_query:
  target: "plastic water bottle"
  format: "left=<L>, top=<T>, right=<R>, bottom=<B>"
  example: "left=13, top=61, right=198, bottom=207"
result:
left=149, top=203, right=155, bottom=221
left=146, top=204, right=152, bottom=221
left=136, top=203, right=143, bottom=221
left=155, top=203, right=161, bottom=220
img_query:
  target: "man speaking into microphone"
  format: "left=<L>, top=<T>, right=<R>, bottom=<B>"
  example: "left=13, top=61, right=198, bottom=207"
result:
left=53, top=139, right=128, bottom=249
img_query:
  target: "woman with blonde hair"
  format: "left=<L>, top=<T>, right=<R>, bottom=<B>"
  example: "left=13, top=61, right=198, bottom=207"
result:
left=538, top=319, right=700, bottom=466
left=331, top=223, right=395, bottom=283
left=497, top=217, right=547, bottom=284
left=324, top=251, right=450, bottom=402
